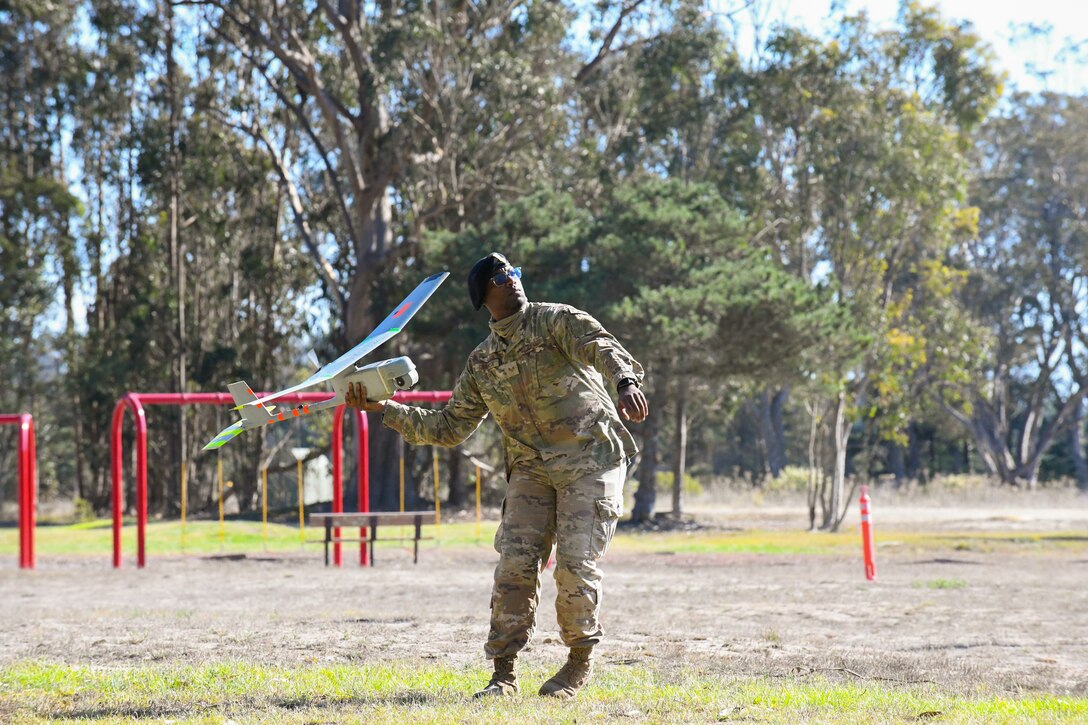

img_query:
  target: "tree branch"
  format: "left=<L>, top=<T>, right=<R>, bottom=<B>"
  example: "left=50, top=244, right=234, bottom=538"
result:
left=211, top=109, right=346, bottom=315
left=575, top=0, right=649, bottom=85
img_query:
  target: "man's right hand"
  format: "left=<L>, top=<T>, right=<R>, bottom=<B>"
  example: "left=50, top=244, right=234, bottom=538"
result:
left=344, top=383, right=386, bottom=413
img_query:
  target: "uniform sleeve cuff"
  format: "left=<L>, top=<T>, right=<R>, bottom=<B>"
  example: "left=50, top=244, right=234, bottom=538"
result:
left=381, top=400, right=409, bottom=431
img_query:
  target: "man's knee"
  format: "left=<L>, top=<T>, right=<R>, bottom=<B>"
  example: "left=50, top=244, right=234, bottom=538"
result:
left=556, top=496, right=621, bottom=564
left=493, top=542, right=551, bottom=593
left=553, top=557, right=602, bottom=592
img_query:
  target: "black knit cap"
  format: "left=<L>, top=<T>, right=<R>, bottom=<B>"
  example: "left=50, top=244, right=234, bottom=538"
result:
left=467, top=252, right=511, bottom=310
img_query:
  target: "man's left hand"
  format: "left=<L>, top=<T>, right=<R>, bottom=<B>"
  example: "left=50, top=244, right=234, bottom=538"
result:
left=618, top=385, right=648, bottom=423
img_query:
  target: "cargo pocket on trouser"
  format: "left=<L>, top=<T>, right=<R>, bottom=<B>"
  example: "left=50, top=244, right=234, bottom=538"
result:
left=590, top=497, right=621, bottom=558
left=493, top=497, right=507, bottom=553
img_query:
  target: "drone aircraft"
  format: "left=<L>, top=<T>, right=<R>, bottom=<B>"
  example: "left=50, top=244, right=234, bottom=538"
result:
left=203, top=271, right=449, bottom=451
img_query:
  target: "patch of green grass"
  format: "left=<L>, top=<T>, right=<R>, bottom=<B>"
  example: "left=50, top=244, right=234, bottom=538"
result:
left=912, top=578, right=969, bottom=590
left=931, top=579, right=968, bottom=590
left=1, top=661, right=1086, bottom=724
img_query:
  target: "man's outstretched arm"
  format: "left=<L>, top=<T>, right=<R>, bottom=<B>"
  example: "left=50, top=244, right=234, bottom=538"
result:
left=345, top=364, right=490, bottom=446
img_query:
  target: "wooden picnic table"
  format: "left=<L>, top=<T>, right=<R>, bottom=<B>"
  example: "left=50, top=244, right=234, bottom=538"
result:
left=308, top=511, right=437, bottom=566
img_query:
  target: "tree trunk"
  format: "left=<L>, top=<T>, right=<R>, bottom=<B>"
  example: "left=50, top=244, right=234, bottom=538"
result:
left=165, top=0, right=186, bottom=517
left=1071, top=400, right=1088, bottom=491
left=823, top=389, right=849, bottom=531
left=757, top=389, right=786, bottom=479
left=447, top=446, right=466, bottom=509
left=672, top=379, right=688, bottom=518
left=770, top=387, right=789, bottom=475
left=805, top=399, right=820, bottom=531
left=631, top=405, right=658, bottom=523
left=907, top=424, right=923, bottom=482
left=887, top=440, right=906, bottom=487
left=373, top=424, right=403, bottom=511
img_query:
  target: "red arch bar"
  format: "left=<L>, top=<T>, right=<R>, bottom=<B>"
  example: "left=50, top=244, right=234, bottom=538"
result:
left=1, top=413, right=36, bottom=569
left=110, top=391, right=451, bottom=568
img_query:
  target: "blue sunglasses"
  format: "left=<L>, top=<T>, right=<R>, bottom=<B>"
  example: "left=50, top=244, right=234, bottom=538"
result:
left=491, top=267, right=522, bottom=286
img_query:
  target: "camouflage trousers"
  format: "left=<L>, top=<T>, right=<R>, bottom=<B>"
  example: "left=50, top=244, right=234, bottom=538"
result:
left=485, top=460, right=626, bottom=659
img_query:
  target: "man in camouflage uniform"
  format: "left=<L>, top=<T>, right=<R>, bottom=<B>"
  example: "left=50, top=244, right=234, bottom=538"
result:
left=346, top=252, right=648, bottom=699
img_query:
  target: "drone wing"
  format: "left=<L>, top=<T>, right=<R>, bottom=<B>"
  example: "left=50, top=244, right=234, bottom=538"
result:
left=243, top=271, right=449, bottom=409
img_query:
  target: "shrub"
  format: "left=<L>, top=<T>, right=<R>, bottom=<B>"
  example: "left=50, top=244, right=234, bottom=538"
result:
left=929, top=474, right=990, bottom=491
left=655, top=471, right=704, bottom=496
left=72, top=497, right=97, bottom=522
left=763, top=466, right=813, bottom=494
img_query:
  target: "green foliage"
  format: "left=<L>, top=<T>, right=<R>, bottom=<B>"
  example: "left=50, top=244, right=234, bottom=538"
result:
left=762, top=466, right=813, bottom=494
left=72, top=498, right=96, bottom=524
left=655, top=470, right=703, bottom=497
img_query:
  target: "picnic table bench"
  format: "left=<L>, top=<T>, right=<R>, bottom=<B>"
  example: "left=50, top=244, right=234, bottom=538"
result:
left=308, top=511, right=437, bottom=566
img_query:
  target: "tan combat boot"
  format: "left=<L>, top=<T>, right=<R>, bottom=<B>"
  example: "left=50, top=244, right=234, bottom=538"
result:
left=473, top=655, right=519, bottom=698
left=538, top=646, right=593, bottom=699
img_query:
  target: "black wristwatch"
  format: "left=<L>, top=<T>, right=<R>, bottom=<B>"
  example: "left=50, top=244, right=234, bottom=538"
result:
left=616, top=377, right=639, bottom=392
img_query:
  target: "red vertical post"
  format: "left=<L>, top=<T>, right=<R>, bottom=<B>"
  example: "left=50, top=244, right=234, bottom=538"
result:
left=18, top=418, right=28, bottom=569
left=111, top=395, right=148, bottom=568
left=111, top=399, right=125, bottom=568
left=17, top=427, right=25, bottom=568
left=134, top=398, right=148, bottom=568
left=2, top=414, right=34, bottom=569
left=25, top=414, right=36, bottom=569
left=860, top=485, right=876, bottom=581
left=331, top=407, right=345, bottom=567
left=356, top=410, right=369, bottom=566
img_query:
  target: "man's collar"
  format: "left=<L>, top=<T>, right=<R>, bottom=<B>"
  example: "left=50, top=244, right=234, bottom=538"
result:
left=489, top=303, right=529, bottom=339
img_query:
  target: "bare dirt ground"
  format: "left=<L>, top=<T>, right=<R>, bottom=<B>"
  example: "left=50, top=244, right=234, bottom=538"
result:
left=3, top=494, right=1088, bottom=697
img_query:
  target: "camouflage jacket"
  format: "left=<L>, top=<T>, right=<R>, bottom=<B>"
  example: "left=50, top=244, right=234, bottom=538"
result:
left=382, top=302, right=644, bottom=478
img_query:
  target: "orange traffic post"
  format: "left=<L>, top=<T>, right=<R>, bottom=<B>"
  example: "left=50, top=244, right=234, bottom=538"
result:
left=860, top=485, right=876, bottom=581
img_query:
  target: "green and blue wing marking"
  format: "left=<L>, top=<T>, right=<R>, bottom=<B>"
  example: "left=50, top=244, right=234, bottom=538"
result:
left=203, top=420, right=245, bottom=451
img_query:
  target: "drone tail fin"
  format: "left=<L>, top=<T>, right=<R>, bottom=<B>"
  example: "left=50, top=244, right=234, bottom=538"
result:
left=228, top=381, right=274, bottom=424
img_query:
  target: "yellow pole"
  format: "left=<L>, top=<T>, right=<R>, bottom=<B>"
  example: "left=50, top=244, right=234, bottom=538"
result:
left=433, top=448, right=441, bottom=530
left=217, top=458, right=225, bottom=551
left=475, top=464, right=481, bottom=539
left=399, top=451, right=405, bottom=512
left=261, top=467, right=269, bottom=551
left=297, top=458, right=305, bottom=547
left=180, top=459, right=187, bottom=551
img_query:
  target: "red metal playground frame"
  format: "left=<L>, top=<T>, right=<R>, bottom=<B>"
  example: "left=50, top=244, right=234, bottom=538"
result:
left=111, top=390, right=451, bottom=569
left=2, top=413, right=36, bottom=570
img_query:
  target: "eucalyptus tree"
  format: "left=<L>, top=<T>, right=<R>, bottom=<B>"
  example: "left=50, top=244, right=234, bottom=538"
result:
left=180, top=0, right=651, bottom=337
left=738, top=4, right=1001, bottom=528
left=943, top=92, right=1088, bottom=488
left=0, top=0, right=88, bottom=503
